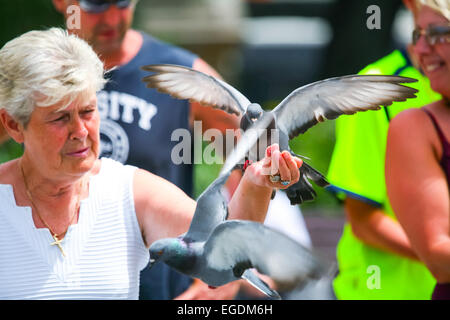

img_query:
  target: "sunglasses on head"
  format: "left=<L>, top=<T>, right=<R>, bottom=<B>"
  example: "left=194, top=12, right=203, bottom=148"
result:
left=78, top=0, right=135, bottom=14
left=412, top=24, right=450, bottom=46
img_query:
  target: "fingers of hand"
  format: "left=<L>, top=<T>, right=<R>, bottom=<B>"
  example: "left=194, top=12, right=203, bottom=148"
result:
left=294, top=157, right=303, bottom=169
left=277, top=151, right=291, bottom=184
left=265, top=143, right=279, bottom=158
left=271, top=149, right=283, bottom=176
left=263, top=145, right=302, bottom=188
left=283, top=151, right=300, bottom=184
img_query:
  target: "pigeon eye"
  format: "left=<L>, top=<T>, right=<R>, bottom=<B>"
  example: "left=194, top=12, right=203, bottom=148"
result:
left=158, top=250, right=163, bottom=255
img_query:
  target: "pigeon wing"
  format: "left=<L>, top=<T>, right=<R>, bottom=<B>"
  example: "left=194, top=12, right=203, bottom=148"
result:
left=204, top=220, right=329, bottom=288
left=141, top=64, right=250, bottom=116
left=185, top=114, right=275, bottom=242
left=272, top=75, right=418, bottom=139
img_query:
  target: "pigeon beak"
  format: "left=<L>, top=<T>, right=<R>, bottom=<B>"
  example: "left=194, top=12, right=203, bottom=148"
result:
left=148, top=258, right=158, bottom=269
left=251, top=117, right=258, bottom=122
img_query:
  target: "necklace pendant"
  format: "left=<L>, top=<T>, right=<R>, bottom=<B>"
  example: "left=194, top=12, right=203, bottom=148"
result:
left=51, top=234, right=66, bottom=257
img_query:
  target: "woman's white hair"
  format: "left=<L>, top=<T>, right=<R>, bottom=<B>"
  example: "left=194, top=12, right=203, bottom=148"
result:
left=417, top=0, right=450, bottom=21
left=0, top=27, right=106, bottom=125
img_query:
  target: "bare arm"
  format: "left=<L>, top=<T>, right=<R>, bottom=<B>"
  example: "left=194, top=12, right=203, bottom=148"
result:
left=133, top=169, right=195, bottom=246
left=386, top=108, right=450, bottom=282
left=345, top=197, right=419, bottom=260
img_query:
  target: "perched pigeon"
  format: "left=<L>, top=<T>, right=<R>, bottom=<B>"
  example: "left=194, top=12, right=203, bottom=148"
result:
left=148, top=120, right=331, bottom=299
left=141, top=64, right=419, bottom=204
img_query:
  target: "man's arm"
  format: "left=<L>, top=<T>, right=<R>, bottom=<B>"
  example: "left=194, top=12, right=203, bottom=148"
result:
left=328, top=92, right=419, bottom=261
left=344, top=197, right=418, bottom=260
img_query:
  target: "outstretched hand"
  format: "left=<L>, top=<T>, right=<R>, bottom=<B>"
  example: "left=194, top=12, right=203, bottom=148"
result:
left=244, top=144, right=303, bottom=189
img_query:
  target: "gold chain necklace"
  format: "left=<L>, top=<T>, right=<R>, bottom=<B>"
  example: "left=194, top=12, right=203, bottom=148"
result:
left=19, top=161, right=81, bottom=257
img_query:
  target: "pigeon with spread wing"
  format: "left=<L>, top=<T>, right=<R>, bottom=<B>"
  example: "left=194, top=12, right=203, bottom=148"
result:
left=141, top=64, right=418, bottom=204
left=148, top=120, right=332, bottom=299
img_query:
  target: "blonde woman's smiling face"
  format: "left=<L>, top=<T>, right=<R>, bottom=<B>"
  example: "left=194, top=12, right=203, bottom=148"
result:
left=413, top=6, right=450, bottom=97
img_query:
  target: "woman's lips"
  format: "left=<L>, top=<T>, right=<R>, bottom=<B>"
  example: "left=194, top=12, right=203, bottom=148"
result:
left=422, top=58, right=446, bottom=73
left=67, top=147, right=89, bottom=157
left=425, top=62, right=444, bottom=72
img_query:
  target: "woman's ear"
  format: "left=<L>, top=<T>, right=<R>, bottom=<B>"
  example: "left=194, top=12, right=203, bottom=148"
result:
left=0, top=110, right=24, bottom=144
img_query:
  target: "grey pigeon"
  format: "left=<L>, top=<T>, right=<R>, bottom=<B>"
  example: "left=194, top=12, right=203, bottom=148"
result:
left=141, top=64, right=418, bottom=204
left=148, top=120, right=331, bottom=299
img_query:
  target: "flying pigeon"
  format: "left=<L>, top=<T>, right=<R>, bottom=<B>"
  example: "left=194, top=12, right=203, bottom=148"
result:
left=141, top=64, right=418, bottom=204
left=148, top=120, right=332, bottom=299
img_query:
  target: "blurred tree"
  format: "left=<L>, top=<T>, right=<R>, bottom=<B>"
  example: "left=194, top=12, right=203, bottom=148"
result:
left=322, top=0, right=403, bottom=77
left=246, top=0, right=403, bottom=77
left=0, top=0, right=63, bottom=47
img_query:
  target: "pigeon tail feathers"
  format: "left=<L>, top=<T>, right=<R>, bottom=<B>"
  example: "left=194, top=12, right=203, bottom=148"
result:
left=241, top=270, right=282, bottom=300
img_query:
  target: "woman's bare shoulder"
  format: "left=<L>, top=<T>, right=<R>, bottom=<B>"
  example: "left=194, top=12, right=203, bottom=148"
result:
left=388, top=103, right=447, bottom=159
left=0, top=159, right=18, bottom=185
left=389, top=106, right=439, bottom=139
left=391, top=107, right=428, bottom=125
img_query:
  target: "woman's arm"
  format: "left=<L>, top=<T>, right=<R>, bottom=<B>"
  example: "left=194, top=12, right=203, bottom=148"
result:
left=386, top=108, right=450, bottom=282
left=134, top=144, right=302, bottom=247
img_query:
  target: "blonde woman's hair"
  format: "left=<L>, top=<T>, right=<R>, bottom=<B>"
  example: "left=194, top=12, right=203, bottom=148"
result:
left=0, top=28, right=106, bottom=126
left=417, top=0, right=450, bottom=21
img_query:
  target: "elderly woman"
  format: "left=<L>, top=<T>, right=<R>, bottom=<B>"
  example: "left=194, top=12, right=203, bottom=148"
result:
left=0, top=28, right=302, bottom=299
left=386, top=0, right=450, bottom=300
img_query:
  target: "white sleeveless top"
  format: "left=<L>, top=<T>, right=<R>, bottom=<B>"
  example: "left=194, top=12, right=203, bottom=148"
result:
left=0, top=158, right=149, bottom=299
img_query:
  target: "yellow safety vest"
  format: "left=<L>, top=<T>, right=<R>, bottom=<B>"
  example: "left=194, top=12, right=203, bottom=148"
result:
left=327, top=50, right=440, bottom=299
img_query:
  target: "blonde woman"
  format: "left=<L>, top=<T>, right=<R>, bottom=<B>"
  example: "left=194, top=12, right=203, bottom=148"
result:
left=386, top=0, right=450, bottom=300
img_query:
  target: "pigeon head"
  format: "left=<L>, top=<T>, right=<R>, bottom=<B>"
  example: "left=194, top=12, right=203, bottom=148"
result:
left=149, top=238, right=188, bottom=268
left=246, top=103, right=263, bottom=122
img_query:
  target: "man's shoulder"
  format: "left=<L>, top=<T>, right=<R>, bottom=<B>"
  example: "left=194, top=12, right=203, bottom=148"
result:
left=138, top=31, right=198, bottom=66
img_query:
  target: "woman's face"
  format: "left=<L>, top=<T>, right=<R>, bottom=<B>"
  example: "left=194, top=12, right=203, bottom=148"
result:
left=22, top=91, right=100, bottom=179
left=413, top=6, right=450, bottom=97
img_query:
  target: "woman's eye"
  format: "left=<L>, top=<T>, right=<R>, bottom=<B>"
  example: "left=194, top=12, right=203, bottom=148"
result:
left=53, top=115, right=68, bottom=122
left=82, top=109, right=95, bottom=116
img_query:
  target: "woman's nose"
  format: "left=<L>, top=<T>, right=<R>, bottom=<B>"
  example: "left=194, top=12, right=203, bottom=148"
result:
left=70, top=116, right=88, bottom=141
left=413, top=33, right=433, bottom=56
